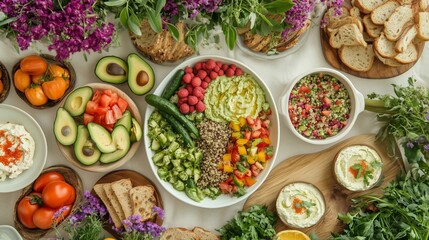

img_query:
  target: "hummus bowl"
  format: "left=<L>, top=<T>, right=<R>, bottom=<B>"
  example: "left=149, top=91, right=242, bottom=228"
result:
left=144, top=55, right=280, bottom=208
left=0, top=104, right=47, bottom=193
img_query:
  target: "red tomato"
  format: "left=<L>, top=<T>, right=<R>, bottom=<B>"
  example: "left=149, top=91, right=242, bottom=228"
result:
left=92, top=90, right=102, bottom=103
left=42, top=181, right=75, bottom=209
left=32, top=207, right=56, bottom=229
left=111, top=104, right=122, bottom=120
left=17, top=193, right=42, bottom=229
left=100, top=94, right=112, bottom=107
left=83, top=113, right=94, bottom=125
left=117, top=97, right=128, bottom=113
left=85, top=100, right=98, bottom=115
left=33, top=171, right=65, bottom=192
left=64, top=186, right=76, bottom=205
left=94, top=106, right=109, bottom=116
left=109, top=93, right=118, bottom=106
left=105, top=110, right=116, bottom=125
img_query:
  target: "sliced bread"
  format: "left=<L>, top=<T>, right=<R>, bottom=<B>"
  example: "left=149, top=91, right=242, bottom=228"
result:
left=350, top=6, right=362, bottom=19
left=394, top=42, right=418, bottom=63
left=103, top=183, right=126, bottom=225
left=329, top=23, right=367, bottom=48
left=327, top=16, right=363, bottom=34
left=160, top=228, right=198, bottom=240
left=339, top=44, right=375, bottom=72
left=94, top=184, right=123, bottom=228
left=375, top=50, right=403, bottom=67
left=355, top=0, right=388, bottom=13
left=421, top=0, right=429, bottom=10
left=111, top=178, right=133, bottom=220
left=383, top=5, right=413, bottom=41
left=370, top=1, right=400, bottom=25
left=395, top=25, right=417, bottom=52
left=363, top=15, right=384, bottom=38
left=129, top=185, right=156, bottom=222
left=193, top=227, right=219, bottom=240
left=416, top=12, right=429, bottom=40
left=374, top=33, right=398, bottom=57
left=397, top=0, right=414, bottom=4
left=324, top=6, right=350, bottom=23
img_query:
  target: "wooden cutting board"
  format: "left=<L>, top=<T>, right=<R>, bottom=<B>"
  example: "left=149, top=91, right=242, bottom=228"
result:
left=243, top=134, right=403, bottom=239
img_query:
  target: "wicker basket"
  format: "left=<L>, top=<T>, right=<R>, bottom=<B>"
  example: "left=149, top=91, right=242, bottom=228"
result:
left=0, top=61, right=11, bottom=103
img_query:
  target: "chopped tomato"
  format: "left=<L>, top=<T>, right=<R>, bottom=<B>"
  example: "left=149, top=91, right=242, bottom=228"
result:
left=103, top=89, right=113, bottom=96
left=94, top=115, right=105, bottom=125
left=92, top=90, right=102, bottom=103
left=100, top=94, right=112, bottom=107
left=244, top=130, right=251, bottom=140
left=105, top=110, right=116, bottom=125
left=117, top=98, right=128, bottom=113
left=323, top=97, right=332, bottom=105
left=83, top=113, right=94, bottom=125
left=244, top=177, right=256, bottom=186
left=251, top=130, right=261, bottom=138
left=234, top=170, right=246, bottom=179
left=226, top=143, right=234, bottom=153
left=251, top=164, right=261, bottom=177
left=322, top=110, right=331, bottom=117
left=219, top=182, right=233, bottom=194
left=94, top=106, right=109, bottom=116
left=111, top=104, right=122, bottom=120
left=251, top=118, right=261, bottom=131
left=231, top=150, right=240, bottom=163
left=85, top=101, right=98, bottom=115
left=246, top=116, right=255, bottom=125
left=299, top=86, right=310, bottom=93
left=109, top=93, right=118, bottom=106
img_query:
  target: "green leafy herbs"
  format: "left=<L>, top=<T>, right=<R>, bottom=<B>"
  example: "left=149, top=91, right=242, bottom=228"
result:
left=218, top=204, right=277, bottom=240
left=332, top=165, right=429, bottom=240
left=62, top=214, right=105, bottom=240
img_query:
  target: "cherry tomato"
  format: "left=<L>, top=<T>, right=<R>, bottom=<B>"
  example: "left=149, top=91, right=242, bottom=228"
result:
left=42, top=181, right=75, bottom=208
left=17, top=192, right=42, bottom=229
left=49, top=64, right=70, bottom=79
left=41, top=77, right=68, bottom=100
left=20, top=55, right=48, bottom=76
left=25, top=85, right=48, bottom=106
left=14, top=69, right=31, bottom=92
left=32, top=207, right=56, bottom=229
left=33, top=171, right=65, bottom=193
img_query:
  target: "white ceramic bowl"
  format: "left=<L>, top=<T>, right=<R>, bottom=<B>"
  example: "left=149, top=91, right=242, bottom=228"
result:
left=0, top=104, right=47, bottom=192
left=279, top=68, right=365, bottom=145
left=144, top=55, right=280, bottom=208
left=0, top=225, right=23, bottom=240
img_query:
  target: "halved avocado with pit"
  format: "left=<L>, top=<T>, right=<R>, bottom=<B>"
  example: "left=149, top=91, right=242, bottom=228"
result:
left=99, top=125, right=131, bottom=163
left=63, top=86, right=93, bottom=116
left=127, top=53, right=155, bottom=95
left=74, top=125, right=101, bottom=165
left=95, top=56, right=128, bottom=84
left=54, top=107, right=77, bottom=146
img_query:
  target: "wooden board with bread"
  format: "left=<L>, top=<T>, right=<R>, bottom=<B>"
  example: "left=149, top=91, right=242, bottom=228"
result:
left=321, top=0, right=428, bottom=79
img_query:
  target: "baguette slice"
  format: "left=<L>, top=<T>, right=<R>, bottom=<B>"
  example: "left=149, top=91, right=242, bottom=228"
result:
left=160, top=228, right=198, bottom=240
left=339, top=44, right=375, bottom=72
left=371, top=1, right=400, bottom=25
left=397, top=0, right=413, bottom=4
left=355, top=0, right=388, bottom=13
left=394, top=42, right=418, bottom=63
left=350, top=6, right=362, bottom=19
left=363, top=15, right=384, bottom=38
left=384, top=5, right=413, bottom=41
left=129, top=185, right=156, bottom=222
left=193, top=227, right=219, bottom=240
left=374, top=33, right=398, bottom=58
left=94, top=184, right=123, bottom=228
left=103, top=183, right=126, bottom=224
left=111, top=178, right=133, bottom=220
left=375, top=50, right=403, bottom=67
left=416, top=12, right=429, bottom=40
left=327, top=16, right=363, bottom=35
left=324, top=6, right=350, bottom=23
left=395, top=25, right=417, bottom=52
left=329, top=23, right=367, bottom=49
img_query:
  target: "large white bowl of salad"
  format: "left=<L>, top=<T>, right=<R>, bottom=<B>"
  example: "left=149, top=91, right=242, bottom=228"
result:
left=144, top=55, right=279, bottom=208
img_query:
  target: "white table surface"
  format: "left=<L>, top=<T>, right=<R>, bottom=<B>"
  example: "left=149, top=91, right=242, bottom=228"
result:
left=0, top=26, right=428, bottom=238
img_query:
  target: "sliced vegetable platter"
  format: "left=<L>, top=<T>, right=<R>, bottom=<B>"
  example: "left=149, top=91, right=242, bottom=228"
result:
left=144, top=55, right=280, bottom=208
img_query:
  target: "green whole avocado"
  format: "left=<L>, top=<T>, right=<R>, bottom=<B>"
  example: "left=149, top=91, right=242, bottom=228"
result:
left=127, top=53, right=155, bottom=95
left=95, top=56, right=128, bottom=84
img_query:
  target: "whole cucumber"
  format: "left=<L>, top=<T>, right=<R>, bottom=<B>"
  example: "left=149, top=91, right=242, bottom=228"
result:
left=158, top=110, right=194, bottom=148
left=145, top=94, right=199, bottom=139
left=161, top=69, right=185, bottom=100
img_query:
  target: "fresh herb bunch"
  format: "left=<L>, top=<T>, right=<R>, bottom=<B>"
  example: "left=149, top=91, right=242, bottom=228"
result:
left=332, top=165, right=429, bottom=240
left=365, top=77, right=429, bottom=166
left=0, top=0, right=115, bottom=60
left=218, top=204, right=277, bottom=240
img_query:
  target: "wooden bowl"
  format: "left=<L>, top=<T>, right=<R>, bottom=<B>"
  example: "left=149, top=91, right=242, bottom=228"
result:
left=12, top=54, right=76, bottom=109
left=13, top=165, right=83, bottom=240
left=57, top=83, right=142, bottom=172
left=0, top=61, right=11, bottom=103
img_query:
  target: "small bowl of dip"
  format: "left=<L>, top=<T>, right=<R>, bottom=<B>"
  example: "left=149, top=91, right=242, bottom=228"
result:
left=276, top=182, right=326, bottom=228
left=334, top=145, right=383, bottom=192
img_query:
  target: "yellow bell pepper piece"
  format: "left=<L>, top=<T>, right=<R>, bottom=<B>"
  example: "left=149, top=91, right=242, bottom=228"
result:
left=229, top=122, right=241, bottom=132
left=224, top=164, right=233, bottom=173
left=258, top=151, right=266, bottom=162
left=236, top=138, right=248, bottom=146
left=247, top=155, right=255, bottom=164
left=223, top=153, right=231, bottom=162
left=238, top=117, right=247, bottom=126
left=238, top=146, right=247, bottom=155
left=262, top=137, right=271, bottom=145
left=232, top=132, right=241, bottom=139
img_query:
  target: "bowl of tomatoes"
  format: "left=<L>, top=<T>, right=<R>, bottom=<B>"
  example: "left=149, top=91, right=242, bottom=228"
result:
left=14, top=165, right=82, bottom=240
left=12, top=54, right=76, bottom=109
left=0, top=61, right=11, bottom=103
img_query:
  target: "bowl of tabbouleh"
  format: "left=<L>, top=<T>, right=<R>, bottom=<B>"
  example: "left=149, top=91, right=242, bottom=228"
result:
left=279, top=68, right=365, bottom=145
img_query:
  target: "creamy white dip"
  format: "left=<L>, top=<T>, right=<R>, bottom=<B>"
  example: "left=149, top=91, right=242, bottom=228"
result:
left=0, top=123, right=35, bottom=181
left=276, top=182, right=325, bottom=228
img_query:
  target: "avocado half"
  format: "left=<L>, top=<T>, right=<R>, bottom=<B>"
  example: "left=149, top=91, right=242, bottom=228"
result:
left=127, top=53, right=155, bottom=95
left=95, top=56, right=128, bottom=84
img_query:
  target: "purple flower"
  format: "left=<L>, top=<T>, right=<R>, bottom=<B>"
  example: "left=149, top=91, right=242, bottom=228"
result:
left=426, top=115, right=429, bottom=121
left=424, top=144, right=429, bottom=151
left=152, top=206, right=165, bottom=220
left=407, top=141, right=415, bottom=148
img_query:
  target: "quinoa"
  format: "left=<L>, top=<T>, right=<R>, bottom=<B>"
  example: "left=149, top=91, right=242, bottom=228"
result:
left=196, top=119, right=232, bottom=189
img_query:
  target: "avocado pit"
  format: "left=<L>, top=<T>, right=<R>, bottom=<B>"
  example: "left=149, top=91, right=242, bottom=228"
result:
left=136, top=70, right=149, bottom=86
left=82, top=146, right=95, bottom=156
left=106, top=63, right=126, bottom=76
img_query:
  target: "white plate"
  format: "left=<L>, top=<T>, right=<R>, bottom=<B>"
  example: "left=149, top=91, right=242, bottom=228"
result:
left=144, top=55, right=280, bottom=208
left=0, top=225, right=23, bottom=240
left=0, top=104, right=47, bottom=192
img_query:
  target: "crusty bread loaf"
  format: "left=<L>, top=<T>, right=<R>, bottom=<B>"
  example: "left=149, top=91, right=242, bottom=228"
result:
left=363, top=15, right=384, bottom=38
left=329, top=23, right=367, bottom=48
left=383, top=5, right=413, bottom=41
left=160, top=228, right=198, bottom=240
left=339, top=44, right=375, bottom=71
left=129, top=185, right=156, bottom=222
left=374, top=33, right=398, bottom=57
left=327, top=16, right=363, bottom=35
left=111, top=178, right=133, bottom=220
left=394, top=42, right=418, bottom=63
left=395, top=25, right=417, bottom=52
left=355, top=0, right=388, bottom=13
left=94, top=184, right=123, bottom=228
left=416, top=12, right=429, bottom=40
left=370, top=1, right=400, bottom=25
left=375, top=50, right=403, bottom=67
left=193, top=227, right=219, bottom=240
left=103, top=183, right=126, bottom=225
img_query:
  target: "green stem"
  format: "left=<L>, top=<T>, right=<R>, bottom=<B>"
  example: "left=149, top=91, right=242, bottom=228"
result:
left=364, top=98, right=391, bottom=114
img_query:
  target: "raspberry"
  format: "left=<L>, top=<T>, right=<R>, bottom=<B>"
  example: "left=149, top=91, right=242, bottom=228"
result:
left=188, top=96, right=198, bottom=105
left=201, top=81, right=209, bottom=89
left=177, top=88, right=189, bottom=98
left=197, top=70, right=207, bottom=79
left=213, top=66, right=220, bottom=72
left=184, top=66, right=193, bottom=73
left=189, top=105, right=195, bottom=112
left=218, top=69, right=224, bottom=76
left=226, top=68, right=235, bottom=77
left=194, top=62, right=202, bottom=70
left=230, top=64, right=237, bottom=70
left=235, top=68, right=243, bottom=76
left=209, top=71, right=218, bottom=80
left=179, top=103, right=190, bottom=114
left=222, top=64, right=229, bottom=71
left=196, top=101, right=205, bottom=112
left=206, top=59, right=216, bottom=69
left=182, top=73, right=192, bottom=84
left=191, top=77, right=202, bottom=87
left=186, top=84, right=193, bottom=93
left=204, top=77, right=211, bottom=83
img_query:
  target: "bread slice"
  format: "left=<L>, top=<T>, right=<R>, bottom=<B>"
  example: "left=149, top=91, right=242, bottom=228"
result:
left=350, top=7, right=362, bottom=19
left=395, top=25, right=417, bottom=52
left=397, top=0, right=413, bottom=4
left=375, top=50, right=403, bottom=67
left=94, top=184, right=123, bottom=228
left=339, top=44, right=375, bottom=72
left=329, top=23, right=367, bottom=49
left=103, top=183, right=126, bottom=224
left=384, top=5, right=413, bottom=41
left=394, top=42, right=418, bottom=63
left=363, top=15, right=384, bottom=38
left=193, top=227, right=219, bottom=240
left=129, top=185, right=156, bottom=222
left=371, top=1, right=400, bottom=25
left=327, top=16, right=363, bottom=35
left=416, top=12, right=429, bottom=40
left=325, top=6, right=350, bottom=23
left=355, top=0, right=388, bottom=13
left=160, top=228, right=198, bottom=240
left=421, top=0, right=429, bottom=10
left=374, top=33, right=398, bottom=57
left=111, top=178, right=133, bottom=220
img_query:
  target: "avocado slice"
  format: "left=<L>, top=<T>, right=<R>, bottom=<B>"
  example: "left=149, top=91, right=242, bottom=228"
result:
left=130, top=117, right=142, bottom=142
left=74, top=125, right=101, bottom=165
left=63, top=86, right=93, bottom=116
left=87, top=122, right=116, bottom=153
left=127, top=53, right=155, bottom=95
left=54, top=107, right=77, bottom=146
left=100, top=125, right=131, bottom=163
left=114, top=110, right=132, bottom=133
left=95, top=56, right=128, bottom=84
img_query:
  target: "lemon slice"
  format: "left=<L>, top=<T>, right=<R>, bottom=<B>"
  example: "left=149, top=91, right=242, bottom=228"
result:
left=275, top=230, right=310, bottom=240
